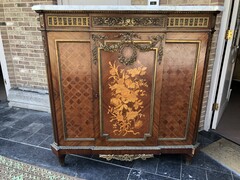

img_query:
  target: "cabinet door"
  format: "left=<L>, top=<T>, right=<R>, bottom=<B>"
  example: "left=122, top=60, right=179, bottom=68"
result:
left=92, top=32, right=165, bottom=146
left=158, top=33, right=208, bottom=145
left=47, top=32, right=95, bottom=146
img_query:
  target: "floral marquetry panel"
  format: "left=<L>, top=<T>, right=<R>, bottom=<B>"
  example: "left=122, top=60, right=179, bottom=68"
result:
left=98, top=33, right=162, bottom=143
left=107, top=61, right=148, bottom=137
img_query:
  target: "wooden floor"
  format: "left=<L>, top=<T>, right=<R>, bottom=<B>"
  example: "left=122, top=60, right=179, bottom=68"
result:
left=216, top=80, right=240, bottom=145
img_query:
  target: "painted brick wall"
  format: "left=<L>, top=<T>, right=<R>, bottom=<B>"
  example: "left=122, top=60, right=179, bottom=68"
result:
left=1, top=0, right=56, bottom=90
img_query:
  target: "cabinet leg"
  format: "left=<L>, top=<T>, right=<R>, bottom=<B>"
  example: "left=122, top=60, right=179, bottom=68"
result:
left=184, top=154, right=193, bottom=165
left=58, top=154, right=66, bottom=166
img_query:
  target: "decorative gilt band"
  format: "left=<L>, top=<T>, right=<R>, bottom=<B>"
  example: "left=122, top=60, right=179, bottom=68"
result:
left=46, top=16, right=209, bottom=28
left=47, top=16, right=89, bottom=27
left=92, top=16, right=166, bottom=27
left=92, top=16, right=209, bottom=28
left=167, top=17, right=209, bottom=27
left=99, top=154, right=154, bottom=161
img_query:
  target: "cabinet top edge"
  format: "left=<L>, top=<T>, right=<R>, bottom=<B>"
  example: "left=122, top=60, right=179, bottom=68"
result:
left=32, top=5, right=224, bottom=13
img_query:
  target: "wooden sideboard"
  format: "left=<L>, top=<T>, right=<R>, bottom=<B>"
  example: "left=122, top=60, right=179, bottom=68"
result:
left=34, top=5, right=220, bottom=164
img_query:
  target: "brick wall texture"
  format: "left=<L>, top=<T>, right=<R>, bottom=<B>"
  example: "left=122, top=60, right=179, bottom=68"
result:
left=1, top=0, right=224, bottom=129
left=1, top=0, right=56, bottom=90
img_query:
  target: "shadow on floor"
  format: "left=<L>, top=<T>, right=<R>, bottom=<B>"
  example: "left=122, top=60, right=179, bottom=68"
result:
left=0, top=102, right=239, bottom=180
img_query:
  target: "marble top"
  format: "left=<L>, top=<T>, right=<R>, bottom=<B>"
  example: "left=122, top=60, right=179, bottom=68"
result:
left=32, top=5, right=224, bottom=12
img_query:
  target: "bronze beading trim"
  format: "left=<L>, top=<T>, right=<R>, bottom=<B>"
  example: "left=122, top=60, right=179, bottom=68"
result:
left=51, top=143, right=200, bottom=150
left=167, top=17, right=209, bottom=28
left=48, top=16, right=89, bottom=27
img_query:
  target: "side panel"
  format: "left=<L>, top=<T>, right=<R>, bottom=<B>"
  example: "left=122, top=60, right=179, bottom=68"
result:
left=48, top=32, right=95, bottom=146
left=159, top=33, right=208, bottom=145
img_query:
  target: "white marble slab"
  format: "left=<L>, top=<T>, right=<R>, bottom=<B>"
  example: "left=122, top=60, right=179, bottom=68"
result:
left=32, top=5, right=224, bottom=12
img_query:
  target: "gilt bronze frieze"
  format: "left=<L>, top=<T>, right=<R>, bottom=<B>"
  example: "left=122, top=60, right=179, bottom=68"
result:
left=92, top=16, right=166, bottom=27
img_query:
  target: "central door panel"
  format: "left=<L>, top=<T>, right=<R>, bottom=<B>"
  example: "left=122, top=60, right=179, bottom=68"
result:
left=94, top=33, right=164, bottom=145
left=101, top=50, right=154, bottom=140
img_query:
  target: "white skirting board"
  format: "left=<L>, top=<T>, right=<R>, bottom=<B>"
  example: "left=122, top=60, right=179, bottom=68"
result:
left=7, top=88, right=50, bottom=112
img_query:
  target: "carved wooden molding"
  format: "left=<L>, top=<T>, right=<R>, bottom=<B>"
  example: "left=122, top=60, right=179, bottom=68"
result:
left=92, top=16, right=166, bottom=27
left=99, top=154, right=154, bottom=161
left=92, top=33, right=164, bottom=65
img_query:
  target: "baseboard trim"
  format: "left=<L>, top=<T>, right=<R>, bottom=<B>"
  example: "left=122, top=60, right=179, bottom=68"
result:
left=7, top=88, right=50, bottom=112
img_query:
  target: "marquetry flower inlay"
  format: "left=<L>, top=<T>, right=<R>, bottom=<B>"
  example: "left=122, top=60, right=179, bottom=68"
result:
left=108, top=61, right=148, bottom=136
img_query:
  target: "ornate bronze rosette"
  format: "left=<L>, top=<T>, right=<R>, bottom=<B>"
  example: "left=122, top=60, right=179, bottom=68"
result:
left=118, top=43, right=138, bottom=65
